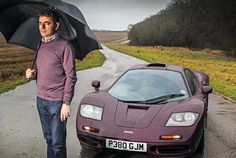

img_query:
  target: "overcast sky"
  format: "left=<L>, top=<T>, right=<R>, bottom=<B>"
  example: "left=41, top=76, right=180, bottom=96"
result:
left=66, top=0, right=172, bottom=31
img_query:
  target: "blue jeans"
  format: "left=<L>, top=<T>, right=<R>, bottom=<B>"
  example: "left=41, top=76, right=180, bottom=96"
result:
left=37, top=97, right=67, bottom=158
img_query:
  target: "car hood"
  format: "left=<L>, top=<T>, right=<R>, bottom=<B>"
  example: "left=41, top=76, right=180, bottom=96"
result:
left=115, top=101, right=164, bottom=128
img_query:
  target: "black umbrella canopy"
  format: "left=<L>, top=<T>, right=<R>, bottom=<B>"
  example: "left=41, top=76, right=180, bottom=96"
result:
left=0, top=0, right=102, bottom=60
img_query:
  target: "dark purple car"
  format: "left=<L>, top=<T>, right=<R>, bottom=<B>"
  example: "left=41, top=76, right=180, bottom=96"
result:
left=76, top=63, right=212, bottom=157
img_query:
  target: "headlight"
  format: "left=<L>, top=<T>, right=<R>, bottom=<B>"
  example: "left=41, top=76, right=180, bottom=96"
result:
left=166, top=112, right=199, bottom=126
left=80, top=104, right=103, bottom=120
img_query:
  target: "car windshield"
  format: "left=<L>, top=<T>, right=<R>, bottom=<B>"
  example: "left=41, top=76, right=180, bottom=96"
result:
left=108, top=69, right=189, bottom=103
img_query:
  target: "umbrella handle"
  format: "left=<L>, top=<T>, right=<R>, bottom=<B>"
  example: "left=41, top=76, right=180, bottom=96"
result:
left=28, top=56, right=37, bottom=81
left=31, top=54, right=37, bottom=70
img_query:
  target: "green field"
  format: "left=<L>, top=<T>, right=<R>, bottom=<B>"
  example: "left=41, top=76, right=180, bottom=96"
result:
left=107, top=44, right=236, bottom=101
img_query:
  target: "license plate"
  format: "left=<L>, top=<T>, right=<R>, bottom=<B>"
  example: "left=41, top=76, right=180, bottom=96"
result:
left=106, top=138, right=147, bottom=152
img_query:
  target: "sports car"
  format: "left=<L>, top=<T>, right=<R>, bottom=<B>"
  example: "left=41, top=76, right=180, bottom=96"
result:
left=76, top=63, right=212, bottom=157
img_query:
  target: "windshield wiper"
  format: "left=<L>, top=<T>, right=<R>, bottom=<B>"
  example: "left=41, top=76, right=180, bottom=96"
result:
left=118, top=99, right=147, bottom=104
left=144, top=93, right=185, bottom=104
left=118, top=93, right=185, bottom=104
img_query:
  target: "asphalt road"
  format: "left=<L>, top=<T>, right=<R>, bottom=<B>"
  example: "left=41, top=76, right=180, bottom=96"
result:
left=0, top=46, right=236, bottom=158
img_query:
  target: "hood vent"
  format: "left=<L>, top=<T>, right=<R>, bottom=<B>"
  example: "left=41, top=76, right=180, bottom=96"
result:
left=128, top=104, right=150, bottom=110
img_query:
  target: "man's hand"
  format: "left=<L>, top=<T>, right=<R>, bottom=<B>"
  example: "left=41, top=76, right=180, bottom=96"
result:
left=26, top=68, right=36, bottom=79
left=60, top=103, right=71, bottom=122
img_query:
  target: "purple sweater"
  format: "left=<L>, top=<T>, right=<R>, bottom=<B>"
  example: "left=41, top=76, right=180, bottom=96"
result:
left=36, top=36, right=77, bottom=104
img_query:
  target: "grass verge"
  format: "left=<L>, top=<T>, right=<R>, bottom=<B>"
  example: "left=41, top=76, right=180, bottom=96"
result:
left=0, top=50, right=105, bottom=95
left=107, top=44, right=236, bottom=101
left=0, top=76, right=27, bottom=94
left=76, top=50, right=105, bottom=71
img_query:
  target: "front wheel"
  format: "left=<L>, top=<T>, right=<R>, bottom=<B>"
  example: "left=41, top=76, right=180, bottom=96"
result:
left=80, top=146, right=103, bottom=157
left=196, top=129, right=204, bottom=153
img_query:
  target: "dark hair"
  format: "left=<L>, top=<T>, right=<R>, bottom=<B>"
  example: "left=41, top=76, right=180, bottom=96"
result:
left=39, top=8, right=59, bottom=23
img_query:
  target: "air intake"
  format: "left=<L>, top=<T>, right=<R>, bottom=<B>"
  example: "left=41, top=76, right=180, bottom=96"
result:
left=146, top=63, right=166, bottom=68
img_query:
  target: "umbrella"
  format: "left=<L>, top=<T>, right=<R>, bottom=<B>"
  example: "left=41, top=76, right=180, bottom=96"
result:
left=0, top=0, right=102, bottom=61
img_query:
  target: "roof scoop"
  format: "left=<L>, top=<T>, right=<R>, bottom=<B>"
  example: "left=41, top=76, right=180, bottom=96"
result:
left=146, top=63, right=166, bottom=68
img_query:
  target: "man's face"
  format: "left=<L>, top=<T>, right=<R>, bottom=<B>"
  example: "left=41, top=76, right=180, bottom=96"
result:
left=39, top=16, right=58, bottom=38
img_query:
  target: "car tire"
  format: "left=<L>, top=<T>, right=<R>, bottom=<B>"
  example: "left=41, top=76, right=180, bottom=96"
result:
left=206, top=95, right=209, bottom=111
left=80, top=146, right=102, bottom=156
left=196, top=129, right=204, bottom=153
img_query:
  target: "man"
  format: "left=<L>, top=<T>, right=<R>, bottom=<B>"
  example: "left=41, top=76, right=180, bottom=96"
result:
left=26, top=8, right=77, bottom=158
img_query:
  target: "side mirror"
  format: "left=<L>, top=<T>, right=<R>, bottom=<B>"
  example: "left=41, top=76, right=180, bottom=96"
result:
left=202, top=86, right=212, bottom=94
left=92, top=80, right=100, bottom=92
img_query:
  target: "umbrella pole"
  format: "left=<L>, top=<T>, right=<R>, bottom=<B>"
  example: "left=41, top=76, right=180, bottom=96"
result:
left=31, top=41, right=42, bottom=70
left=28, top=41, right=41, bottom=81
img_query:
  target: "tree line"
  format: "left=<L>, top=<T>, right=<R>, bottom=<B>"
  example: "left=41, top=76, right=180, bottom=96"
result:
left=128, top=0, right=236, bottom=56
